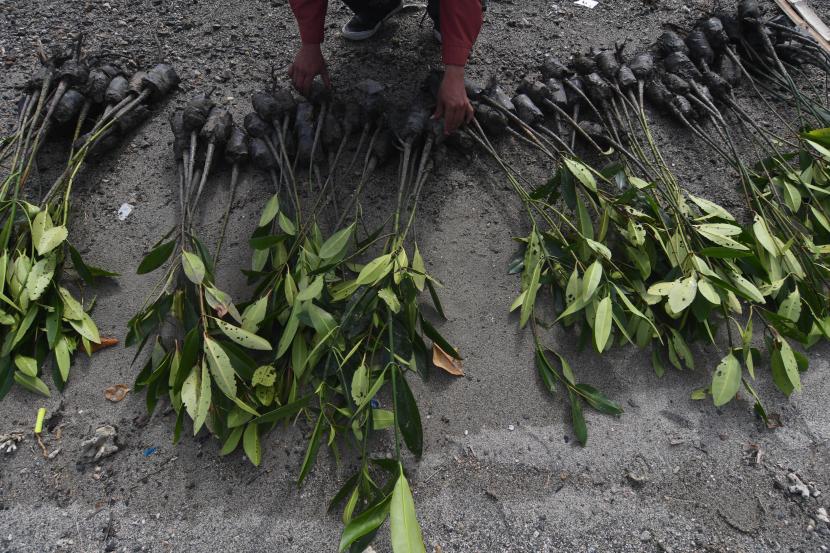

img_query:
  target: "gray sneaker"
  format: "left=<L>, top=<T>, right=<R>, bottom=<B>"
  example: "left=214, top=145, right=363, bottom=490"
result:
left=342, top=1, right=404, bottom=41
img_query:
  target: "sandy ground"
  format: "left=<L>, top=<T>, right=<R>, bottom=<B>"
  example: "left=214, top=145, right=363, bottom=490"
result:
left=1, top=0, right=830, bottom=551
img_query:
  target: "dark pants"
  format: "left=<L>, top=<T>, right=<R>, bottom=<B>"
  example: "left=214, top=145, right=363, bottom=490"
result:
left=341, top=0, right=441, bottom=25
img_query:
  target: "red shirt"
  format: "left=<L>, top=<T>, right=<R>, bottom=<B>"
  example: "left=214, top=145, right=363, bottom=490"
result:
left=289, top=0, right=482, bottom=66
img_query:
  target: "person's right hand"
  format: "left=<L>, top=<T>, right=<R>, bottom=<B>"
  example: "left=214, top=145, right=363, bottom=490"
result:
left=288, top=43, right=331, bottom=96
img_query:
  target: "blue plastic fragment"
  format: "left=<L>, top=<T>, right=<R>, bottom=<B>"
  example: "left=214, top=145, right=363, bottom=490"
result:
left=143, top=447, right=158, bottom=457
left=370, top=399, right=380, bottom=409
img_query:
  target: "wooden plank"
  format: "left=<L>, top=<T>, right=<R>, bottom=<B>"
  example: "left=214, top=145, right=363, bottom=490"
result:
left=773, top=0, right=830, bottom=54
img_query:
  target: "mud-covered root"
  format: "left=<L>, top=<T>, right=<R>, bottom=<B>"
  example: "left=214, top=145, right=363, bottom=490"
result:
left=141, top=64, right=180, bottom=99
left=355, top=79, right=386, bottom=123
left=25, top=66, right=54, bottom=93
left=512, top=94, right=545, bottom=127
left=699, top=17, right=730, bottom=54
left=474, top=103, right=509, bottom=136
left=249, top=137, right=277, bottom=171
left=401, top=108, right=430, bottom=144
left=225, top=126, right=249, bottom=164
left=243, top=112, right=271, bottom=138
left=540, top=55, right=571, bottom=80
left=658, top=31, right=688, bottom=56
left=719, top=54, right=742, bottom=86
left=484, top=78, right=516, bottom=112
left=57, top=59, right=89, bottom=88
left=170, top=111, right=188, bottom=161
left=183, top=94, right=214, bottom=133
left=595, top=50, right=620, bottom=80
left=322, top=111, right=343, bottom=152
left=54, top=90, right=86, bottom=124
left=664, top=51, right=703, bottom=81
left=572, top=51, right=597, bottom=75
left=201, top=107, right=233, bottom=145
left=85, top=69, right=110, bottom=105
left=104, top=75, right=130, bottom=106
left=629, top=52, right=655, bottom=81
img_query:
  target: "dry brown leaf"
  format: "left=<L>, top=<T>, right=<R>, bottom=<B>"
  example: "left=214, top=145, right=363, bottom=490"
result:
left=91, top=337, right=119, bottom=353
left=432, top=344, right=464, bottom=376
left=104, top=384, right=130, bottom=402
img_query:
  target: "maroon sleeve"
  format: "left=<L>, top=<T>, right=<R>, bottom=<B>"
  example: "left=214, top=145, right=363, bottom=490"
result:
left=440, top=0, right=483, bottom=66
left=289, top=0, right=328, bottom=44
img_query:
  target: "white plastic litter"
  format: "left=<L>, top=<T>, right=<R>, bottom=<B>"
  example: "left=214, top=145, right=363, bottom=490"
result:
left=575, top=0, right=598, bottom=7
left=118, top=203, right=134, bottom=221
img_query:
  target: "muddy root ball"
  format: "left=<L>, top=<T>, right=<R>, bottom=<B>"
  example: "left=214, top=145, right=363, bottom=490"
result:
left=719, top=55, right=741, bottom=86
left=702, top=70, right=732, bottom=100
left=343, top=102, right=363, bottom=134
left=295, top=101, right=315, bottom=163
left=545, top=79, right=569, bottom=108
left=371, top=128, right=396, bottom=165
left=57, top=60, right=89, bottom=87
left=101, top=64, right=122, bottom=79
left=671, top=95, right=695, bottom=120
left=595, top=50, right=620, bottom=80
left=572, top=51, right=597, bottom=75
left=617, top=65, right=637, bottom=89
left=585, top=73, right=612, bottom=104
left=54, top=89, right=86, bottom=124
left=402, top=108, right=429, bottom=143
left=183, top=94, right=215, bottom=132
left=565, top=76, right=585, bottom=109
left=663, top=73, right=690, bottom=95
left=484, top=79, right=515, bottom=112
left=579, top=120, right=611, bottom=149
left=273, top=89, right=296, bottom=122
left=658, top=32, right=688, bottom=56
left=252, top=91, right=279, bottom=121
left=629, top=52, right=655, bottom=81
left=249, top=137, right=276, bottom=170
left=699, top=17, right=729, bottom=52
left=540, top=56, right=570, bottom=80
left=105, top=75, right=130, bottom=105
left=85, top=68, right=110, bottom=104
left=201, top=107, right=233, bottom=144
left=117, top=104, right=151, bottom=134
left=645, top=80, right=672, bottom=109
left=518, top=77, right=552, bottom=107
left=738, top=0, right=760, bottom=21
left=128, top=71, right=147, bottom=95
left=142, top=64, right=180, bottom=98
left=243, top=112, right=270, bottom=138
left=225, top=126, right=249, bottom=164
left=686, top=30, right=715, bottom=66
left=512, top=94, right=544, bottom=126
left=664, top=52, right=702, bottom=81
left=25, top=66, right=53, bottom=92
left=475, top=103, right=508, bottom=136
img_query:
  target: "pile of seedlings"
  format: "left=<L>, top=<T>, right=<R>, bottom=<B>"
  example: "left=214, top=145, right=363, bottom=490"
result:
left=453, top=1, right=830, bottom=443
left=0, top=38, right=178, bottom=400
left=129, top=84, right=458, bottom=552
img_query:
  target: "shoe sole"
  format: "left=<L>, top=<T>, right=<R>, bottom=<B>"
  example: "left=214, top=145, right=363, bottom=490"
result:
left=341, top=2, right=403, bottom=41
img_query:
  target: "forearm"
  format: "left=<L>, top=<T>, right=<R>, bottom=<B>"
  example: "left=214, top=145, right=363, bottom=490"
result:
left=289, top=0, right=328, bottom=44
left=440, top=0, right=483, bottom=66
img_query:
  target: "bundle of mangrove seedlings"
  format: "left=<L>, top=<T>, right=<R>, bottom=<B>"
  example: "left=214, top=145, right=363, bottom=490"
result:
left=129, top=84, right=458, bottom=551
left=0, top=38, right=178, bottom=399
left=453, top=7, right=830, bottom=440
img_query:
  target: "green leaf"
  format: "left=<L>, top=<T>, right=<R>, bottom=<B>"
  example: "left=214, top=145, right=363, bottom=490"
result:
left=564, top=158, right=597, bottom=192
left=668, top=275, right=697, bottom=314
left=356, top=254, right=393, bottom=286
left=395, top=371, right=423, bottom=457
left=31, top=210, right=53, bottom=252
left=220, top=426, right=244, bottom=455
left=193, top=362, right=212, bottom=434
left=278, top=212, right=296, bottom=236
left=520, top=261, right=541, bottom=328
left=204, top=336, right=237, bottom=399
left=36, top=225, right=68, bottom=256
left=575, top=383, right=623, bottom=415
left=69, top=312, right=101, bottom=344
left=298, top=413, right=325, bottom=486
left=689, top=194, right=735, bottom=221
left=581, top=261, right=602, bottom=301
left=378, top=287, right=401, bottom=314
left=243, top=422, right=261, bottom=466
left=593, top=296, right=612, bottom=352
left=275, top=304, right=300, bottom=359
left=58, top=287, right=85, bottom=321
left=711, top=353, right=741, bottom=407
left=296, top=276, right=324, bottom=302
left=569, top=391, right=587, bottom=445
left=182, top=251, right=206, bottom=285
left=777, top=289, right=801, bottom=323
left=14, top=371, right=50, bottom=396
left=241, top=293, right=269, bottom=333
left=252, top=365, right=277, bottom=387
left=697, top=227, right=749, bottom=251
left=68, top=244, right=118, bottom=284
left=214, top=318, right=272, bottom=351
left=25, top=255, right=56, bottom=301
left=55, top=337, right=70, bottom=382
left=752, top=215, right=778, bottom=255
left=320, top=224, right=355, bottom=260
left=411, top=246, right=426, bottom=291
left=251, top=395, right=311, bottom=424
left=137, top=240, right=177, bottom=274
left=338, top=496, right=392, bottom=552
left=698, top=279, right=721, bottom=305
left=779, top=339, right=801, bottom=392
left=14, top=355, right=38, bottom=377
left=258, top=194, right=280, bottom=227
left=390, top=472, right=426, bottom=553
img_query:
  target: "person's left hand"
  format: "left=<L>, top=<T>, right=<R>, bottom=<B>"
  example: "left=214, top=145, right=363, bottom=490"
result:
left=433, top=65, right=475, bottom=135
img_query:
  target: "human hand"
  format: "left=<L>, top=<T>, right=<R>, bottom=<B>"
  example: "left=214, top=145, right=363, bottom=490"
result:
left=433, top=65, right=474, bottom=135
left=288, top=43, right=331, bottom=96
